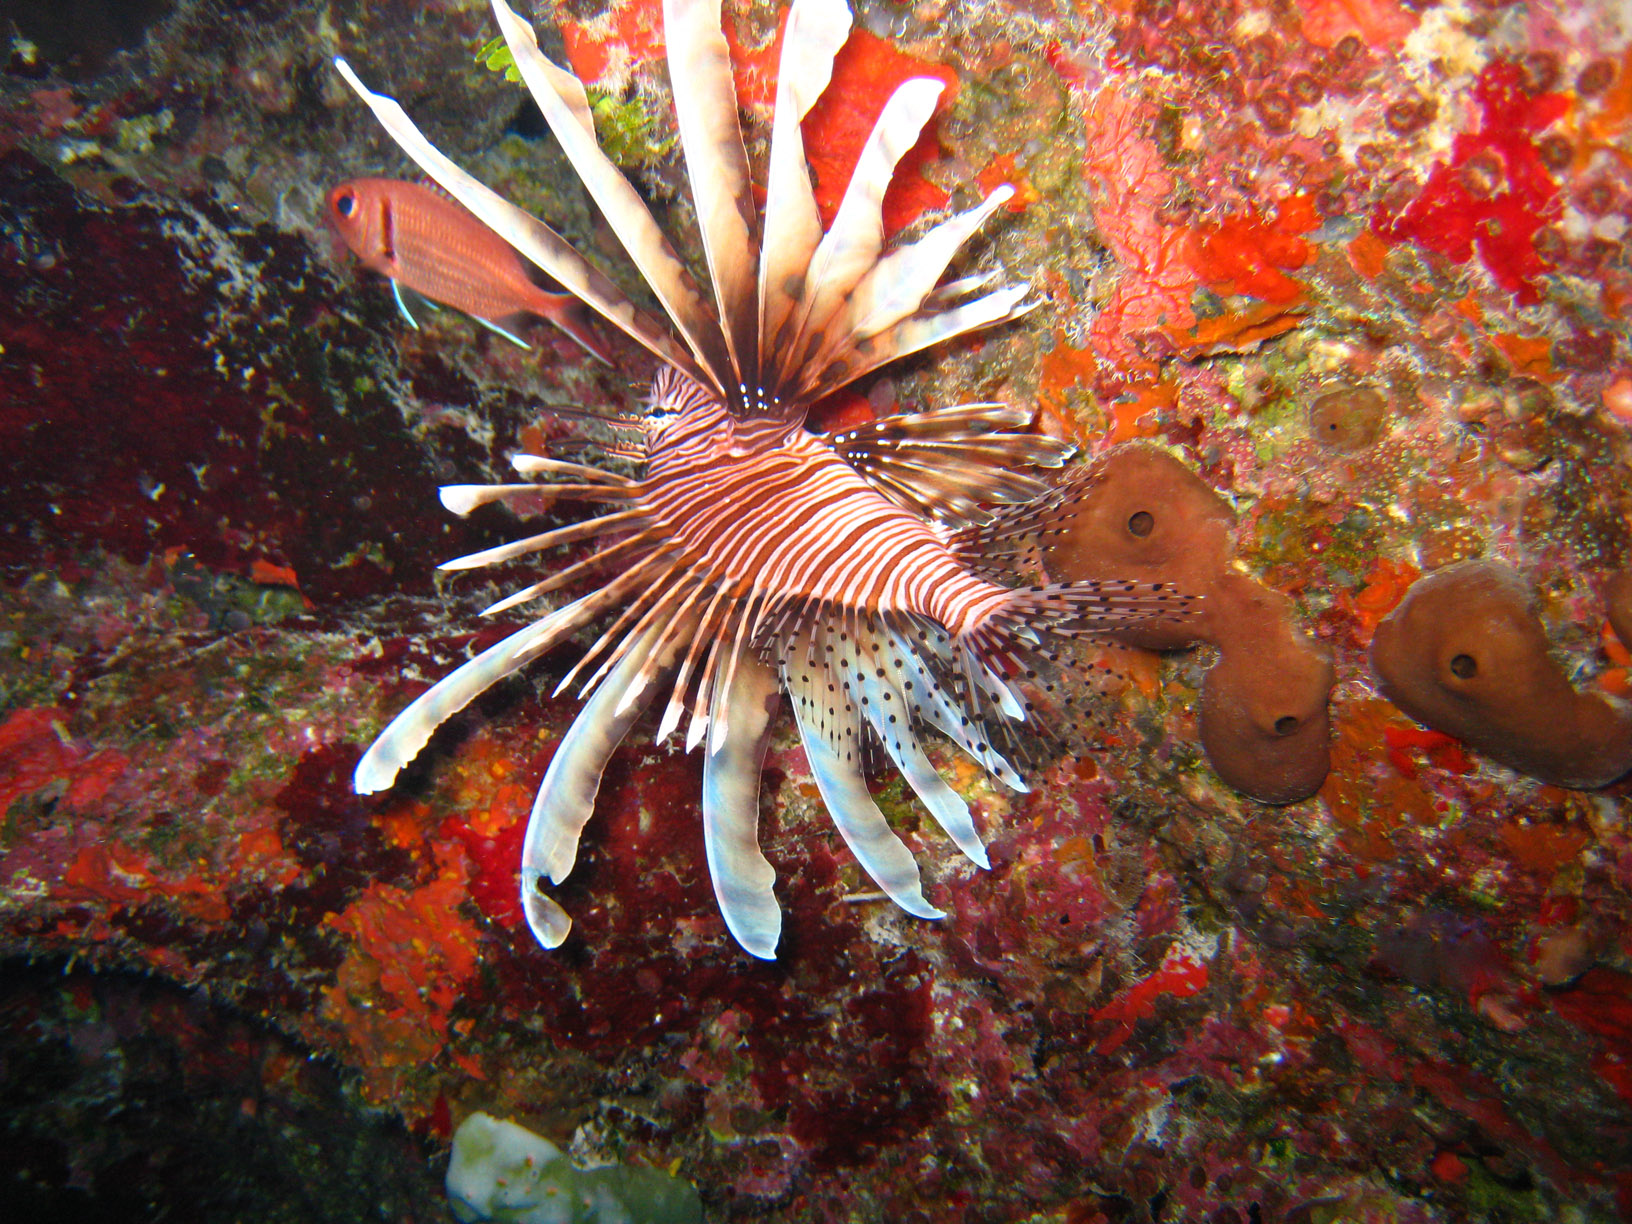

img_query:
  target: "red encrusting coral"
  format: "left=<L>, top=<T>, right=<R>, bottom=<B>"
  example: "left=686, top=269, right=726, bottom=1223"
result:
left=798, top=28, right=956, bottom=232
left=0, top=706, right=127, bottom=813
left=1187, top=194, right=1320, bottom=307
left=1372, top=60, right=1570, bottom=306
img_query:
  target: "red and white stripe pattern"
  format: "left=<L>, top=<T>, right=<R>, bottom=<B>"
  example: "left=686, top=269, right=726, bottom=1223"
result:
left=340, top=0, right=1192, bottom=958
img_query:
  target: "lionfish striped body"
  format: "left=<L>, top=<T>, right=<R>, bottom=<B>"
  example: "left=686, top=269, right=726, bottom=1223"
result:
left=338, top=0, right=1185, bottom=957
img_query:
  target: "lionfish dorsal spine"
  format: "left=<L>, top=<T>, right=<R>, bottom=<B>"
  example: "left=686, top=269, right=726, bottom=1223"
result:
left=330, top=56, right=706, bottom=384
left=757, top=0, right=852, bottom=379
left=775, top=75, right=943, bottom=382
left=485, top=0, right=734, bottom=390
left=664, top=0, right=760, bottom=387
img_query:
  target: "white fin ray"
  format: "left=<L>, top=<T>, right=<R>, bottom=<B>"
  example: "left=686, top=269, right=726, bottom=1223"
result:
left=332, top=57, right=706, bottom=383
left=438, top=508, right=647, bottom=572
left=479, top=536, right=671, bottom=618
left=509, top=454, right=634, bottom=484
left=778, top=77, right=944, bottom=384
left=664, top=0, right=758, bottom=384
left=487, top=0, right=735, bottom=391
left=438, top=483, right=632, bottom=517
left=757, top=0, right=852, bottom=372
left=701, top=651, right=784, bottom=958
left=353, top=600, right=599, bottom=796
left=655, top=587, right=732, bottom=745
left=803, top=284, right=1033, bottom=401
left=521, top=618, right=672, bottom=893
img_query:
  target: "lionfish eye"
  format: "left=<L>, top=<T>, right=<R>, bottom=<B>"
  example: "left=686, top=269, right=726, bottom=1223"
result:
left=334, top=191, right=356, bottom=217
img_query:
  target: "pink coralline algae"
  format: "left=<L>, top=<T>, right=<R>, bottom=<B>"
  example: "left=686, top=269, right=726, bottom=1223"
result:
left=1373, top=60, right=1569, bottom=306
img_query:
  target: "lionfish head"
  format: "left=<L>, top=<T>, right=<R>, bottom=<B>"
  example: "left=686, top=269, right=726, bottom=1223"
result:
left=336, top=0, right=1190, bottom=958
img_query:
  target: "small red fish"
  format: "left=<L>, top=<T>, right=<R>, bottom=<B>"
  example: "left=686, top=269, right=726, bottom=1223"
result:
left=326, top=177, right=609, bottom=361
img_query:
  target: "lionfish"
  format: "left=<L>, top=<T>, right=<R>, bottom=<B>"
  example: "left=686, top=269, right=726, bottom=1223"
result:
left=337, top=0, right=1184, bottom=958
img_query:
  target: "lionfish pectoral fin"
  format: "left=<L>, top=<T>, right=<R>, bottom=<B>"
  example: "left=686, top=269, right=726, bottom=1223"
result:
left=852, top=666, right=989, bottom=870
left=520, top=619, right=672, bottom=891
left=701, top=652, right=783, bottom=959
left=353, top=609, right=584, bottom=795
left=885, top=626, right=1028, bottom=793
left=521, top=871, right=573, bottom=949
left=790, top=700, right=944, bottom=921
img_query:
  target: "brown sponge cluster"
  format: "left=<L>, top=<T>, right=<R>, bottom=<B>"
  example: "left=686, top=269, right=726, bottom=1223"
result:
left=1608, top=567, right=1632, bottom=654
left=1048, top=445, right=1334, bottom=804
left=1370, top=560, right=1632, bottom=789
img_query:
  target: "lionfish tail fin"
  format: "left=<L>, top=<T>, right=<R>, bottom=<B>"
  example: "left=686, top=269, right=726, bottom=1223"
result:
left=984, top=581, right=1198, bottom=641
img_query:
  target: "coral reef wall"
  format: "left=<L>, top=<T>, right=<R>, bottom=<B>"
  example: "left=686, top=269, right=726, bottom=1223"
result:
left=3, top=0, right=1632, bottom=1220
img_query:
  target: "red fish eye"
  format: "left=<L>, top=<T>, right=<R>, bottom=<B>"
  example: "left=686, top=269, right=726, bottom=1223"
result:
left=334, top=190, right=356, bottom=217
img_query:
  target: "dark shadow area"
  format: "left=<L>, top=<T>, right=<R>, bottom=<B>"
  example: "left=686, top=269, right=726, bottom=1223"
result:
left=0, top=957, right=452, bottom=1224
left=5, top=0, right=174, bottom=79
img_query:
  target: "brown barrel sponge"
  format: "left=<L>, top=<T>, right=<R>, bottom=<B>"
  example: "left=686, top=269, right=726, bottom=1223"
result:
left=1608, top=568, right=1632, bottom=654
left=1199, top=574, right=1336, bottom=804
left=1370, top=560, right=1632, bottom=789
left=1048, top=444, right=1236, bottom=650
left=1308, top=386, right=1388, bottom=452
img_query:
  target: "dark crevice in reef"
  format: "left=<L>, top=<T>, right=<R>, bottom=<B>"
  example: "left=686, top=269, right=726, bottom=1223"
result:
left=0, top=957, right=453, bottom=1224
left=5, top=0, right=176, bottom=81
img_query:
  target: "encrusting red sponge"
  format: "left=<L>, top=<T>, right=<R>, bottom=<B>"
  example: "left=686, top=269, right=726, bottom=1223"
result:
left=1370, top=560, right=1632, bottom=789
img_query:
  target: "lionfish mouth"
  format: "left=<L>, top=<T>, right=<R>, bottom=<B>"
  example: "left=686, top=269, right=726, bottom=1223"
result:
left=337, top=0, right=1188, bottom=958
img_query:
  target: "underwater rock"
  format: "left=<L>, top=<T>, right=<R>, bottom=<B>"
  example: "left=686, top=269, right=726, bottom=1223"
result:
left=1049, top=444, right=1333, bottom=802
left=1370, top=560, right=1632, bottom=789
left=447, top=1112, right=702, bottom=1224
left=1197, top=575, right=1336, bottom=805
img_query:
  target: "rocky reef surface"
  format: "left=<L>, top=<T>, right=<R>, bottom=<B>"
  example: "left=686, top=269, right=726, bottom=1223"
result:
left=3, top=0, right=1631, bottom=1220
